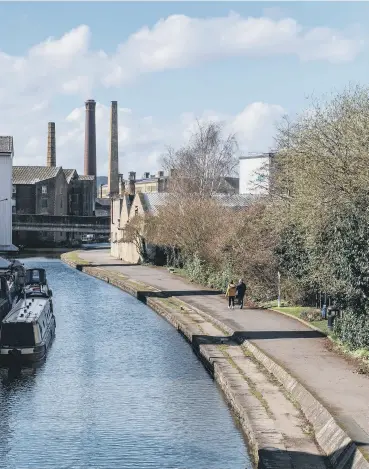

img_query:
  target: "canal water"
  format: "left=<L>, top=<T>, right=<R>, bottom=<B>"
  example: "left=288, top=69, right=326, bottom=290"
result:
left=0, top=258, right=251, bottom=469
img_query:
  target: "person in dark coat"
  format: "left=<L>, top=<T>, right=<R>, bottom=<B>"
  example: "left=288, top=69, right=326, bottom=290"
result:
left=236, top=279, right=247, bottom=309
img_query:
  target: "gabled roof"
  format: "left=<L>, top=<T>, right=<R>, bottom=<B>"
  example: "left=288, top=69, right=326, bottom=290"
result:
left=96, top=198, right=111, bottom=207
left=63, top=169, right=78, bottom=183
left=137, top=192, right=259, bottom=215
left=138, top=192, right=168, bottom=215
left=13, top=166, right=62, bottom=185
left=0, top=136, right=14, bottom=154
left=213, top=193, right=258, bottom=207
left=0, top=257, right=11, bottom=269
left=223, top=177, right=239, bottom=191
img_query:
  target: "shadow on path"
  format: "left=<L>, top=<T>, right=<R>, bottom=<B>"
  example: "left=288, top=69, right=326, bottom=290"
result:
left=136, top=289, right=222, bottom=301
left=90, top=263, right=140, bottom=267
left=258, top=441, right=364, bottom=468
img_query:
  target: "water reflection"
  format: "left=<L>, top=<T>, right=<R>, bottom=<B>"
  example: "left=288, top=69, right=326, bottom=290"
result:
left=0, top=258, right=251, bottom=469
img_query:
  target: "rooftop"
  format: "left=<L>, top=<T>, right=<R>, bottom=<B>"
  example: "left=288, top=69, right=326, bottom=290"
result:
left=13, top=166, right=61, bottom=185
left=0, top=136, right=14, bottom=154
left=78, top=175, right=95, bottom=181
left=139, top=192, right=168, bottom=215
left=3, top=297, right=48, bottom=324
left=239, top=152, right=276, bottom=160
left=96, top=198, right=111, bottom=207
left=63, top=169, right=78, bottom=183
left=138, top=192, right=256, bottom=214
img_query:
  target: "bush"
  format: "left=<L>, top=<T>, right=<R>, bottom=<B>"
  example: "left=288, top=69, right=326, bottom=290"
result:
left=183, top=254, right=236, bottom=292
left=300, top=309, right=321, bottom=322
left=206, top=264, right=235, bottom=292
left=183, top=253, right=209, bottom=285
left=334, top=310, right=369, bottom=350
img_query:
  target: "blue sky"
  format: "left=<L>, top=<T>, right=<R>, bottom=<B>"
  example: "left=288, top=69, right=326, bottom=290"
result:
left=0, top=2, right=368, bottom=175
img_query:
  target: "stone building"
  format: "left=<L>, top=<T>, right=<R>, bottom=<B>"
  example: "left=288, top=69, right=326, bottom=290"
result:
left=95, top=198, right=111, bottom=217
left=101, top=172, right=238, bottom=196
left=64, top=169, right=95, bottom=216
left=12, top=166, right=68, bottom=216
left=12, top=166, right=95, bottom=245
left=110, top=193, right=166, bottom=264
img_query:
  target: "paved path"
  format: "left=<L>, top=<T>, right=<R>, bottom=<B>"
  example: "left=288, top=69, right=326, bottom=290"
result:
left=79, top=249, right=369, bottom=456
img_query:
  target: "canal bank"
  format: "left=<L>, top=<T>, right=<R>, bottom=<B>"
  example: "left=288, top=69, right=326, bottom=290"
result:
left=62, top=251, right=342, bottom=469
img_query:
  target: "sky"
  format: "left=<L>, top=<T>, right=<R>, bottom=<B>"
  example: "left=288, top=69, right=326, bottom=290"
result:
left=1, top=1, right=369, bottom=177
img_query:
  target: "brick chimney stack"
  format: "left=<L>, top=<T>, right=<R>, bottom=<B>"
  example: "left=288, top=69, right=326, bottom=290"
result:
left=108, top=101, right=119, bottom=197
left=47, top=122, right=56, bottom=167
left=84, top=99, right=97, bottom=176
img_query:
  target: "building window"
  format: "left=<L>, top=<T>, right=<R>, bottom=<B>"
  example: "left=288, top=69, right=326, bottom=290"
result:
left=41, top=199, right=48, bottom=209
left=42, top=185, right=47, bottom=194
left=12, top=185, right=16, bottom=195
left=12, top=206, right=16, bottom=214
left=135, top=206, right=139, bottom=216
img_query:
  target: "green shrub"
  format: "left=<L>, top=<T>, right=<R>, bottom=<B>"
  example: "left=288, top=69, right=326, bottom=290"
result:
left=206, top=265, right=235, bottom=292
left=182, top=254, right=237, bottom=293
left=334, top=310, right=369, bottom=350
left=300, top=309, right=321, bottom=322
left=183, top=253, right=209, bottom=285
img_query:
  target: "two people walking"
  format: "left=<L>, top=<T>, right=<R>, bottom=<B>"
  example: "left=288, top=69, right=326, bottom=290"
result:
left=226, top=279, right=246, bottom=309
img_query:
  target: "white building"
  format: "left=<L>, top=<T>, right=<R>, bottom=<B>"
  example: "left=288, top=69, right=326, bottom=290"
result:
left=239, top=153, right=275, bottom=195
left=0, top=137, right=17, bottom=252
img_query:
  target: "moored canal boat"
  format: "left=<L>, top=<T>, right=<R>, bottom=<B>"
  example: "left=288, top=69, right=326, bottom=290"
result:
left=0, top=257, right=26, bottom=321
left=0, top=268, right=56, bottom=368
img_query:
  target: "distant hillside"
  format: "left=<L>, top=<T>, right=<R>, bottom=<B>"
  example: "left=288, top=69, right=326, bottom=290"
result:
left=96, top=176, right=108, bottom=187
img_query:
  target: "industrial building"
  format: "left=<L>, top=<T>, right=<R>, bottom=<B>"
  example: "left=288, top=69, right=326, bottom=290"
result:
left=11, top=100, right=98, bottom=246
left=0, top=136, right=17, bottom=252
left=238, top=152, right=276, bottom=195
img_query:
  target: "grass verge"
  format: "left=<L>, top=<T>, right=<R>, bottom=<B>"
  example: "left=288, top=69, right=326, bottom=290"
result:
left=63, top=251, right=90, bottom=265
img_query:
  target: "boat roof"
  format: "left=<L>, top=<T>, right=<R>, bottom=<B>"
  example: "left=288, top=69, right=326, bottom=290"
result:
left=3, top=298, right=49, bottom=324
left=0, top=257, right=11, bottom=269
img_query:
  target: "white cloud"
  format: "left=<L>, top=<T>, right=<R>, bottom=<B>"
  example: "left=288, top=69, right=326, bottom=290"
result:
left=0, top=11, right=363, bottom=178
left=0, top=12, right=363, bottom=100
left=99, top=13, right=363, bottom=86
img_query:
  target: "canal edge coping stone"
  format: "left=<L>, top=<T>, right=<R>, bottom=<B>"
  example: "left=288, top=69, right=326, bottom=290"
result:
left=61, top=254, right=369, bottom=469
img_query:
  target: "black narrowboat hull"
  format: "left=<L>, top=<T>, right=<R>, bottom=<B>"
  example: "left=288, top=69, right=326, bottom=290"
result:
left=0, top=316, right=56, bottom=368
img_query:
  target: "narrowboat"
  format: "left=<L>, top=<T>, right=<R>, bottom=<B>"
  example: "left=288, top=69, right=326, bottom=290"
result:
left=0, top=268, right=56, bottom=367
left=0, top=257, right=26, bottom=321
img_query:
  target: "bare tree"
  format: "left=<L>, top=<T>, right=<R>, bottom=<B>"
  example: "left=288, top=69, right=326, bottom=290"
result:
left=162, top=120, right=239, bottom=197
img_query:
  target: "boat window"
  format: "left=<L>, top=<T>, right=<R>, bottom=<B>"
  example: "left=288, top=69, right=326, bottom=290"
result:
left=0, top=323, right=35, bottom=347
left=32, top=270, right=40, bottom=282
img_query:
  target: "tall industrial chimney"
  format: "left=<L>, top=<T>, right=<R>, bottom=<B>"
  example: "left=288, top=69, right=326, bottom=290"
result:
left=84, top=99, right=97, bottom=176
left=47, top=122, right=56, bottom=167
left=108, top=101, right=119, bottom=196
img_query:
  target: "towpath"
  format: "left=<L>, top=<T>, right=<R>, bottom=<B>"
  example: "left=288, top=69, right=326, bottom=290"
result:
left=77, top=248, right=369, bottom=457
